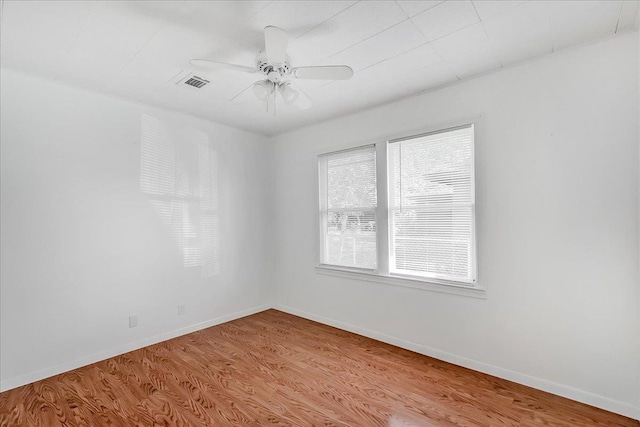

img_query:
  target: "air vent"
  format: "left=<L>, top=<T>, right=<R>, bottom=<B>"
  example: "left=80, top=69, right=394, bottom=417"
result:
left=184, top=76, right=210, bottom=88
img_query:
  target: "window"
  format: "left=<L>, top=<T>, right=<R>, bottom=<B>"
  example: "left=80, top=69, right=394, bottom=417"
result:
left=317, top=124, right=476, bottom=287
left=388, top=126, right=475, bottom=283
left=318, top=145, right=377, bottom=270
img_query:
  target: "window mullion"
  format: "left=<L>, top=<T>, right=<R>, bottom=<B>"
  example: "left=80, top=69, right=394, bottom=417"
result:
left=375, top=141, right=389, bottom=275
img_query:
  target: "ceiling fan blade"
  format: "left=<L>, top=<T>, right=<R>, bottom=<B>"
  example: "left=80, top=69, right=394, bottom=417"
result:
left=264, top=26, right=289, bottom=64
left=292, top=65, right=353, bottom=80
left=288, top=83, right=313, bottom=110
left=190, top=59, right=257, bottom=73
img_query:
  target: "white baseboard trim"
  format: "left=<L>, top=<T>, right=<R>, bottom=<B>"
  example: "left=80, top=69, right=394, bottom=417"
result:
left=272, top=304, right=640, bottom=421
left=0, top=304, right=270, bottom=393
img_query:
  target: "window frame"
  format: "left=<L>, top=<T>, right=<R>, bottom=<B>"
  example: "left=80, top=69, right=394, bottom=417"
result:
left=317, top=144, right=379, bottom=273
left=314, top=118, right=484, bottom=298
left=387, top=124, right=477, bottom=285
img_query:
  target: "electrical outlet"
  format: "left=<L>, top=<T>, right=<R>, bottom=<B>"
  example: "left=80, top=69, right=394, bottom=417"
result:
left=129, top=315, right=138, bottom=328
left=178, top=305, right=185, bottom=316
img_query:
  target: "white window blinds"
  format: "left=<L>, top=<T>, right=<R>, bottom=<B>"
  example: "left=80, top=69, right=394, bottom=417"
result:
left=388, top=125, right=475, bottom=283
left=318, top=146, right=377, bottom=270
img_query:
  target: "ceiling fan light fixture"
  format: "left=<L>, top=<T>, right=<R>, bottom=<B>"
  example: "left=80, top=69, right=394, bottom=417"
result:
left=252, top=80, right=272, bottom=102
left=279, top=83, right=299, bottom=105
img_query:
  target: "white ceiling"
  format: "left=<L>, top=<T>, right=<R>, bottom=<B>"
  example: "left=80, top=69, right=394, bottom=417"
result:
left=1, top=0, right=638, bottom=136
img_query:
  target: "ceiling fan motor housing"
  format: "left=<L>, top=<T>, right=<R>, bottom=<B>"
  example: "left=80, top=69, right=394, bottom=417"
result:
left=256, top=52, right=291, bottom=80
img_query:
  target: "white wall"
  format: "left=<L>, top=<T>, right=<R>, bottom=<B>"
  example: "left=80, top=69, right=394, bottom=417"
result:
left=0, top=69, right=272, bottom=390
left=271, top=34, right=640, bottom=419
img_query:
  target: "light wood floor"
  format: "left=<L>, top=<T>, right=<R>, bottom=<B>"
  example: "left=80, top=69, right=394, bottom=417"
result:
left=0, top=309, right=637, bottom=426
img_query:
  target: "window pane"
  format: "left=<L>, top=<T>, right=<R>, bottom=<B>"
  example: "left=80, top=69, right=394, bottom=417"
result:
left=391, top=206, right=472, bottom=279
left=388, top=126, right=474, bottom=282
left=323, top=210, right=377, bottom=269
left=319, top=146, right=377, bottom=269
left=327, top=150, right=377, bottom=209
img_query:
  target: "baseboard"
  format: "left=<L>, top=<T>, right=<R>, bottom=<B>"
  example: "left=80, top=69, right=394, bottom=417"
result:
left=0, top=304, right=271, bottom=393
left=272, top=304, right=640, bottom=421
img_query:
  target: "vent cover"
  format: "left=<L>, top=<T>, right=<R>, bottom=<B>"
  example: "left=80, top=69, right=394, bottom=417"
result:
left=184, top=76, right=210, bottom=88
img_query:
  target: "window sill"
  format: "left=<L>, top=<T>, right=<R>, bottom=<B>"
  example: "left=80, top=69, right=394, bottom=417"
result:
left=315, top=266, right=486, bottom=299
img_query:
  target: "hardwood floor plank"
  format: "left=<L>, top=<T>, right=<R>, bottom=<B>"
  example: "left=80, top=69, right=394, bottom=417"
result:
left=0, top=309, right=637, bottom=426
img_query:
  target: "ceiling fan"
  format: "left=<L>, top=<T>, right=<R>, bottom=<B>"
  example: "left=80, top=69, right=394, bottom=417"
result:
left=189, top=26, right=353, bottom=114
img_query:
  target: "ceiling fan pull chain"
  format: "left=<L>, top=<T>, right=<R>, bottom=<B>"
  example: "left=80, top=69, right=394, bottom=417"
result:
left=274, top=84, right=278, bottom=117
